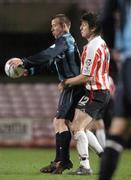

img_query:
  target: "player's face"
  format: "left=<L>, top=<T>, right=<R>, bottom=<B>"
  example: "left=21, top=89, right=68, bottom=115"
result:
left=51, top=18, right=64, bottom=39
left=80, top=20, right=94, bottom=40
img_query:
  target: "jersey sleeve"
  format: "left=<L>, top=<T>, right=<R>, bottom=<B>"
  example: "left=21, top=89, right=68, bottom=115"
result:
left=22, top=36, right=67, bottom=69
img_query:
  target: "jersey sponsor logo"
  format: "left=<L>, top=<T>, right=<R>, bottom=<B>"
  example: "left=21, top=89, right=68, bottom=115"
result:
left=82, top=59, right=92, bottom=74
left=85, top=59, right=92, bottom=66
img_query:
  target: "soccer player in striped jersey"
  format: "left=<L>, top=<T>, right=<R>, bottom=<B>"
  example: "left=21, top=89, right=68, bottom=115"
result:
left=59, top=11, right=110, bottom=175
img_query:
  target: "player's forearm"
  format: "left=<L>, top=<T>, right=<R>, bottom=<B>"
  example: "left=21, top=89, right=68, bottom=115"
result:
left=22, top=40, right=67, bottom=68
left=22, top=51, right=52, bottom=68
left=64, top=74, right=91, bottom=86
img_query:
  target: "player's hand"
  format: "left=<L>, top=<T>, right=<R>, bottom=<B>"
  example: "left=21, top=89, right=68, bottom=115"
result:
left=58, top=82, right=65, bottom=92
left=23, top=69, right=29, bottom=77
left=8, top=57, right=23, bottom=68
left=89, top=76, right=96, bottom=85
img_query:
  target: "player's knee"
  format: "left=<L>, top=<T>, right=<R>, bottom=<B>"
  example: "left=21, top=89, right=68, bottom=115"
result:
left=70, top=124, right=81, bottom=135
left=53, top=118, right=69, bottom=132
left=53, top=117, right=60, bottom=128
left=109, top=117, right=127, bottom=136
left=73, top=130, right=85, bottom=141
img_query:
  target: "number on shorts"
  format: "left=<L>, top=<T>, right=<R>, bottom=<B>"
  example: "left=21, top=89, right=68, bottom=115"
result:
left=78, top=96, right=89, bottom=106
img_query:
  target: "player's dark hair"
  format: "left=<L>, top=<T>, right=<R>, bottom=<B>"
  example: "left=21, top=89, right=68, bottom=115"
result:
left=81, top=11, right=101, bottom=35
left=53, top=14, right=71, bottom=28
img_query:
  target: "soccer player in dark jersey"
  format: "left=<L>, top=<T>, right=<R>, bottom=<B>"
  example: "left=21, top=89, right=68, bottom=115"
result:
left=7, top=14, right=85, bottom=174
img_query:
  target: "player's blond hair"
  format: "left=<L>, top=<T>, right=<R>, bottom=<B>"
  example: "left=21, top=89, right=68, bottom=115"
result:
left=52, top=14, right=71, bottom=29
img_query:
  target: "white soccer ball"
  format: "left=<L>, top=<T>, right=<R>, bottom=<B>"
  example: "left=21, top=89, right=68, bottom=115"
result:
left=5, top=60, right=24, bottom=79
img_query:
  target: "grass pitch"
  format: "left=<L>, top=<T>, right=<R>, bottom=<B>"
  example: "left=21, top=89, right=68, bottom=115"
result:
left=0, top=148, right=131, bottom=180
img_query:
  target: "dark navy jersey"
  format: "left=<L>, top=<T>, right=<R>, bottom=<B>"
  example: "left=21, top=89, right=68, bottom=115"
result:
left=22, top=33, right=81, bottom=81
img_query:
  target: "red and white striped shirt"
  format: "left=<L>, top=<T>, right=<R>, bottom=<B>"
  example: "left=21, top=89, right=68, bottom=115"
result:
left=81, top=36, right=110, bottom=90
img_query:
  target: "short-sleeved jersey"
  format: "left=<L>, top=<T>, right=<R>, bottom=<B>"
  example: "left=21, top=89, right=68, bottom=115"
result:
left=81, top=36, right=110, bottom=90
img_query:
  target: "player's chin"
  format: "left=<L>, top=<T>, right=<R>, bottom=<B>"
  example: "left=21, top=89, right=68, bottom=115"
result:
left=80, top=32, right=84, bottom=37
left=52, top=32, right=57, bottom=39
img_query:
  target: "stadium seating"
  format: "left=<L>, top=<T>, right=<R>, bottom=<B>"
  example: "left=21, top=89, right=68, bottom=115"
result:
left=0, top=83, right=58, bottom=118
left=0, top=83, right=59, bottom=147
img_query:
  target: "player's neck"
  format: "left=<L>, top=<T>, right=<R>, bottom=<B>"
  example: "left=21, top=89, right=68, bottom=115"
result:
left=87, top=34, right=97, bottom=42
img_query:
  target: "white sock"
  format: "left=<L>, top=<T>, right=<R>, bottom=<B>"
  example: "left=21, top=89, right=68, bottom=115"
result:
left=74, top=130, right=90, bottom=169
left=96, top=129, right=106, bottom=148
left=85, top=130, right=103, bottom=155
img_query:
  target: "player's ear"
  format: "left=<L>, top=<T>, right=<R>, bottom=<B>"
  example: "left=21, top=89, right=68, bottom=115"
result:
left=63, top=23, right=69, bottom=32
left=62, top=23, right=66, bottom=28
left=91, top=27, right=96, bottom=33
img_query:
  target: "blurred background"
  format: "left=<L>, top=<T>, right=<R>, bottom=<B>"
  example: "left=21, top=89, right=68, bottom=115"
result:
left=0, top=0, right=130, bottom=147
